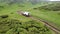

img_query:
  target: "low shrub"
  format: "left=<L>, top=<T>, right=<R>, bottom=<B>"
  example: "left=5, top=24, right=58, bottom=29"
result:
left=0, top=19, right=52, bottom=34
left=0, top=15, right=8, bottom=18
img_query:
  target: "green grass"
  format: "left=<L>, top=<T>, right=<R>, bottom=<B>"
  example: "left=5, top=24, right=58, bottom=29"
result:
left=0, top=3, right=56, bottom=34
left=0, top=17, right=53, bottom=34
left=28, top=5, right=60, bottom=30
left=0, top=3, right=35, bottom=22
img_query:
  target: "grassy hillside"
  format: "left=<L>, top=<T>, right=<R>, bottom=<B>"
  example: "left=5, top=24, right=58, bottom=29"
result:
left=28, top=2, right=60, bottom=30
left=0, top=17, right=53, bottom=34
left=0, top=1, right=55, bottom=34
left=37, top=2, right=60, bottom=11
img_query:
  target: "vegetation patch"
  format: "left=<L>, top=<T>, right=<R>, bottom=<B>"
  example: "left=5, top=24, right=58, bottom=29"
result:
left=0, top=18, right=52, bottom=34
left=0, top=6, right=4, bottom=11
left=58, top=13, right=60, bottom=15
left=36, top=3, right=60, bottom=11
left=0, top=15, right=8, bottom=18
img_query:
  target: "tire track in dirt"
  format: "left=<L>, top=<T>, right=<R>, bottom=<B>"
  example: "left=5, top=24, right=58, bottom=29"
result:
left=17, top=11, right=60, bottom=34
left=29, top=16, right=60, bottom=34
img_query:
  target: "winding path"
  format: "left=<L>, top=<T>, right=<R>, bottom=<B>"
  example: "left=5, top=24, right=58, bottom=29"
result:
left=17, top=11, right=60, bottom=34
left=29, top=16, right=60, bottom=34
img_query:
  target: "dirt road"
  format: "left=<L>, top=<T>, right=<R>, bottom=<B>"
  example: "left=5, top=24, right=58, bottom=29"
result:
left=29, top=16, right=60, bottom=34
left=17, top=11, right=60, bottom=34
